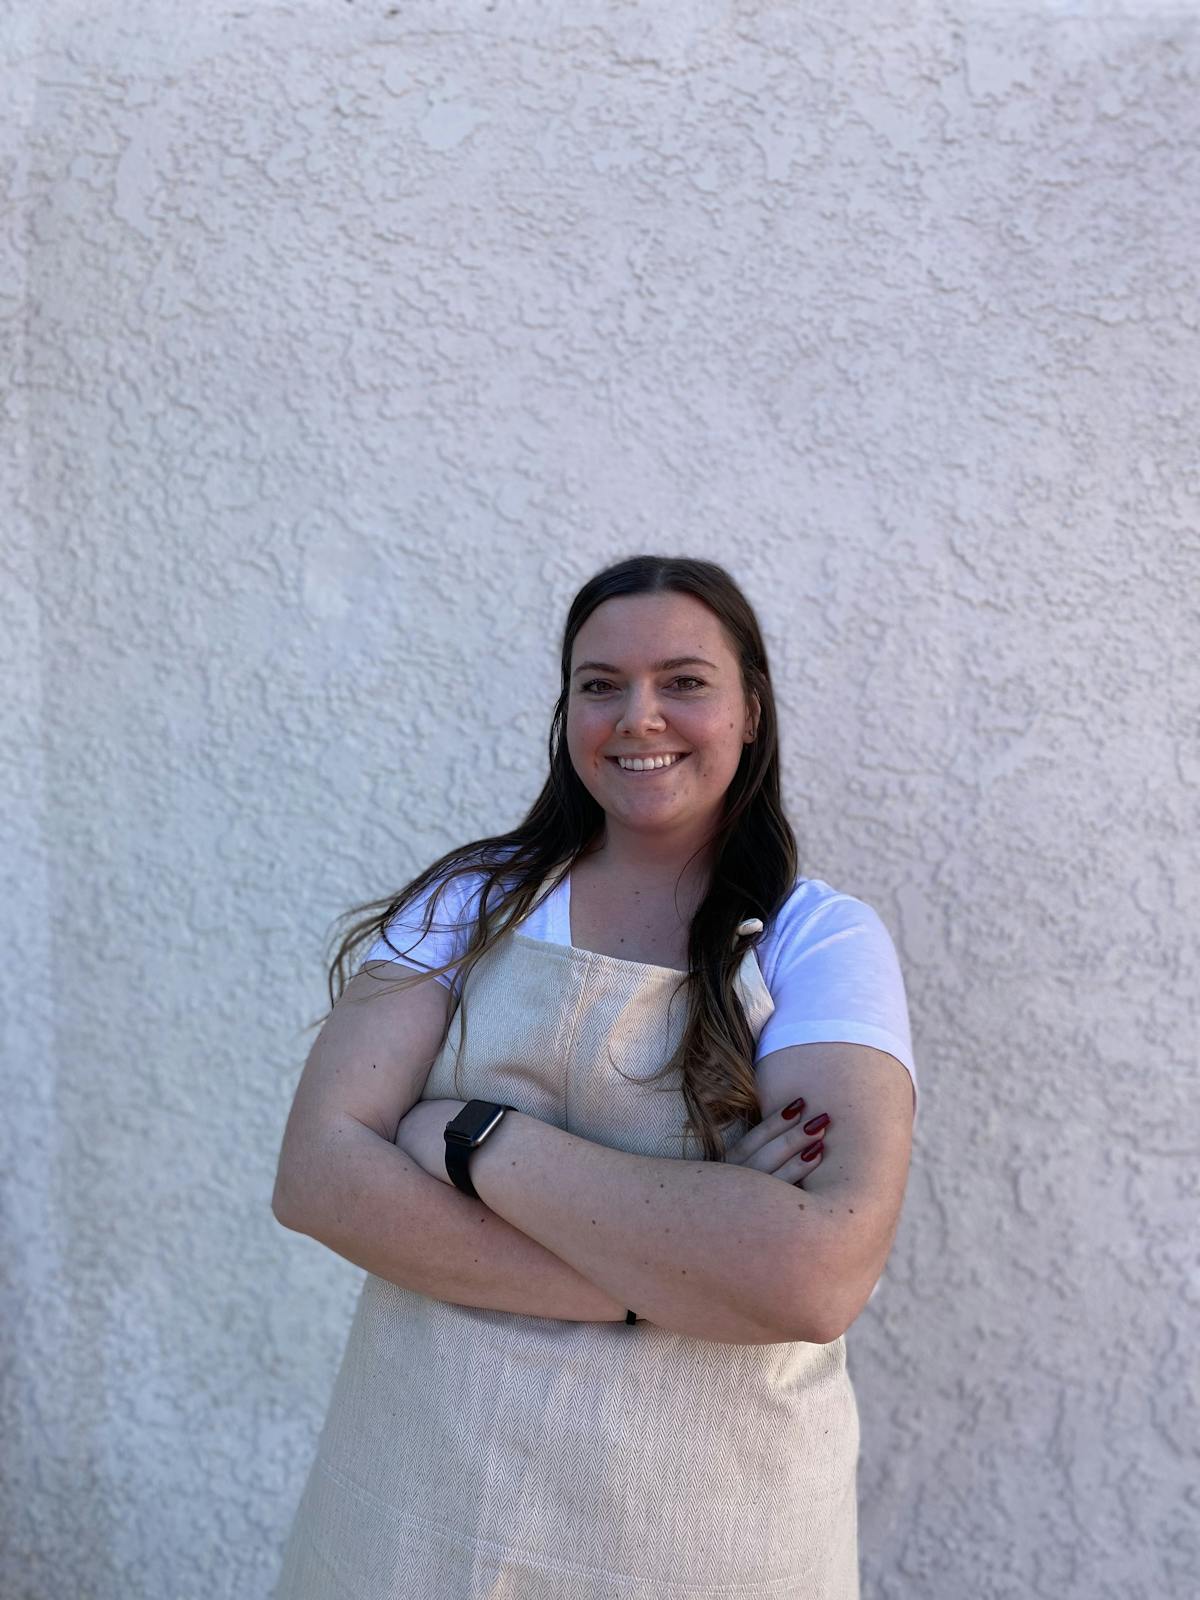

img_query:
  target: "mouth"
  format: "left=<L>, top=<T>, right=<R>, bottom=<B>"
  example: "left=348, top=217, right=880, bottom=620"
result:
left=605, top=753, right=691, bottom=776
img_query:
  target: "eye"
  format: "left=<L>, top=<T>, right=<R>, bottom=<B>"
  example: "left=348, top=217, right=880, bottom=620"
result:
left=578, top=676, right=706, bottom=694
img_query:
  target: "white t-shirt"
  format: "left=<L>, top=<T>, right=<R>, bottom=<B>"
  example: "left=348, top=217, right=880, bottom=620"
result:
left=360, top=862, right=918, bottom=1110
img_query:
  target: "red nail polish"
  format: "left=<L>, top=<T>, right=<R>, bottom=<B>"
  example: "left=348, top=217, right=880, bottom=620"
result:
left=803, top=1113, right=830, bottom=1135
left=782, top=1097, right=806, bottom=1119
left=800, top=1140, right=824, bottom=1161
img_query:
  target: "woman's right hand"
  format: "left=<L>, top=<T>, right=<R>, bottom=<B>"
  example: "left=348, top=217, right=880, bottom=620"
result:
left=723, top=1097, right=829, bottom=1187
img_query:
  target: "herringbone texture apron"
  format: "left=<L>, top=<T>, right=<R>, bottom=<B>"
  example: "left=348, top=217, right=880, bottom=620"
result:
left=273, top=900, right=861, bottom=1599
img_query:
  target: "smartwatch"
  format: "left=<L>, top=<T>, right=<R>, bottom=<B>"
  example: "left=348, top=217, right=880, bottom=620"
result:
left=444, top=1099, right=515, bottom=1199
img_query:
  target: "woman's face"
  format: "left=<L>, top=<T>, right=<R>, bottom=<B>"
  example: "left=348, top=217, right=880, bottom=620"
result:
left=565, top=591, right=760, bottom=845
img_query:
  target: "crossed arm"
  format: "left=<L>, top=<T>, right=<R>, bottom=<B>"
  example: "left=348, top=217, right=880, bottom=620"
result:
left=276, top=1039, right=914, bottom=1346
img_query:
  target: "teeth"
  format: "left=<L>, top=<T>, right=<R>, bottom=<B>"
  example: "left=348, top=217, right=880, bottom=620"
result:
left=616, top=754, right=684, bottom=771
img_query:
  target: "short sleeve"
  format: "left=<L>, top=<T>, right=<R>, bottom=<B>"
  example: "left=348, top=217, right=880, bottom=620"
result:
left=358, top=870, right=493, bottom=996
left=754, top=888, right=917, bottom=1109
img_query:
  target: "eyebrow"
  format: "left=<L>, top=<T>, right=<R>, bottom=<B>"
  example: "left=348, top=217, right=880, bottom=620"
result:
left=572, top=656, right=718, bottom=676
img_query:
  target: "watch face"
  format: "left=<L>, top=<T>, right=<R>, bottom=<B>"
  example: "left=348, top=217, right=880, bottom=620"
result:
left=445, top=1100, right=507, bottom=1146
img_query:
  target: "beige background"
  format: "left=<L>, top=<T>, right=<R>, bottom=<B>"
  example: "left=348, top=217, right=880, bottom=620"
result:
left=3, top=2, right=1197, bottom=1596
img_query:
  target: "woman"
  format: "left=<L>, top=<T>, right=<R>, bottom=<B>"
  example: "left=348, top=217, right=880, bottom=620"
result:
left=271, top=554, right=917, bottom=1599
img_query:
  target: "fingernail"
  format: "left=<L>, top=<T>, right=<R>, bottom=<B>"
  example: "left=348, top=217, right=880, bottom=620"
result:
left=782, top=1097, right=806, bottom=1118
left=801, top=1140, right=825, bottom=1161
left=803, top=1113, right=830, bottom=1135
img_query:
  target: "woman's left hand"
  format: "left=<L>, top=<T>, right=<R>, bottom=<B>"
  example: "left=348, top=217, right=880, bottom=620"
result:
left=393, top=1098, right=468, bottom=1185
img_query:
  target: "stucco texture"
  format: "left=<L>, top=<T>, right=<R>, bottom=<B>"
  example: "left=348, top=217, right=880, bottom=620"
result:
left=3, top=2, right=1197, bottom=1596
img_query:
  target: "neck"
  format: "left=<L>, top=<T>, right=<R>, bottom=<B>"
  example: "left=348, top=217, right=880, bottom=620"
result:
left=583, top=822, right=717, bottom=891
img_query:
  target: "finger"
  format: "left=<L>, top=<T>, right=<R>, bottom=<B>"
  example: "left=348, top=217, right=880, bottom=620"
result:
left=754, top=1107, right=834, bottom=1176
left=780, top=1111, right=831, bottom=1170
left=787, top=1139, right=826, bottom=1186
left=725, top=1097, right=813, bottom=1166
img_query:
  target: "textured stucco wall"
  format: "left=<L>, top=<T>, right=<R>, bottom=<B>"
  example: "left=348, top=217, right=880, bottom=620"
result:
left=4, top=2, right=1198, bottom=1596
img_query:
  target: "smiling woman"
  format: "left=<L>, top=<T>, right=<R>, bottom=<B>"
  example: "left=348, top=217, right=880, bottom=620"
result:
left=270, top=554, right=916, bottom=1600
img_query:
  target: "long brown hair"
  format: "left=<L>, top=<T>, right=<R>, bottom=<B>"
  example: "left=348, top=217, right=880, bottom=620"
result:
left=317, top=555, right=799, bottom=1160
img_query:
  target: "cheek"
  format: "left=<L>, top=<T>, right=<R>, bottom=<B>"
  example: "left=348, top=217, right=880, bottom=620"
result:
left=566, top=710, right=605, bottom=757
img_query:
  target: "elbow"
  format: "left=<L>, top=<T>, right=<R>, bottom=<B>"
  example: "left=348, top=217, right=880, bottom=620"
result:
left=781, top=1212, right=896, bottom=1344
left=783, top=1270, right=875, bottom=1346
left=807, top=1304, right=859, bottom=1345
left=788, top=1309, right=848, bottom=1347
left=271, top=1171, right=307, bottom=1233
left=770, top=1282, right=839, bottom=1346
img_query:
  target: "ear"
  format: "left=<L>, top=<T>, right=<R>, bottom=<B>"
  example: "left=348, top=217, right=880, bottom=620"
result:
left=745, top=691, right=761, bottom=741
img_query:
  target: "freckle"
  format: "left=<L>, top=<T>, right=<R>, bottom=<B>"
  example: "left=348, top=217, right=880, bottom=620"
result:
left=849, top=1208, right=854, bottom=1213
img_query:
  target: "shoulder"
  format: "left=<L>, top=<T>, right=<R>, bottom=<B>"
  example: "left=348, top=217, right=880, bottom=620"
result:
left=376, top=847, right=523, bottom=942
left=755, top=875, right=908, bottom=1013
left=419, top=844, right=525, bottom=913
left=760, top=875, right=894, bottom=956
left=363, top=848, right=525, bottom=982
left=753, top=874, right=916, bottom=1091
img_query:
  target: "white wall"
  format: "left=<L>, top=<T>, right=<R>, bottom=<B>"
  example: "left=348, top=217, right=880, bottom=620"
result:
left=4, top=3, right=1197, bottom=1596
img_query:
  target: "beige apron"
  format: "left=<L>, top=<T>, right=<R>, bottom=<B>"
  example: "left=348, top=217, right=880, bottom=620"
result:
left=274, top=890, right=861, bottom=1599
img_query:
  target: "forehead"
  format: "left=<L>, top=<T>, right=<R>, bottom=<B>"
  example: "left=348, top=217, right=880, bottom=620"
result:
left=572, top=592, right=733, bottom=665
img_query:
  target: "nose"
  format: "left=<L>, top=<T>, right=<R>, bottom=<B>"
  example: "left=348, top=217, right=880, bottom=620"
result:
left=615, top=687, right=667, bottom=736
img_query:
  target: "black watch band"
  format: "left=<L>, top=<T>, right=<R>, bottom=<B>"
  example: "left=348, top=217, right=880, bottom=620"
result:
left=444, top=1099, right=514, bottom=1200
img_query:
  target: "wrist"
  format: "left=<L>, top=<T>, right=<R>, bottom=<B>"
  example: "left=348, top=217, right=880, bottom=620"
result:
left=463, top=1106, right=525, bottom=1192
left=444, top=1101, right=522, bottom=1198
